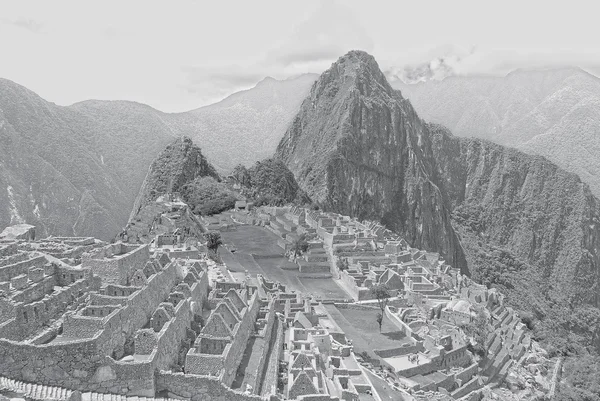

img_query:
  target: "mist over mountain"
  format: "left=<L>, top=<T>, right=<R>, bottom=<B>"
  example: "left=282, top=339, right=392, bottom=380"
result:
left=394, top=67, right=600, bottom=197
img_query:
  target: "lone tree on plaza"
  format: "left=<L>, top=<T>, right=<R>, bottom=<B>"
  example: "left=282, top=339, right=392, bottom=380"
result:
left=291, top=233, right=309, bottom=258
left=370, top=284, right=392, bottom=331
left=337, top=256, right=349, bottom=271
left=376, top=312, right=384, bottom=332
left=205, top=231, right=223, bottom=257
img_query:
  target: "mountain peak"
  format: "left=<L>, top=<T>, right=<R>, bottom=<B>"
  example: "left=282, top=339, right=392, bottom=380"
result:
left=330, top=50, right=387, bottom=81
left=311, top=50, right=396, bottom=102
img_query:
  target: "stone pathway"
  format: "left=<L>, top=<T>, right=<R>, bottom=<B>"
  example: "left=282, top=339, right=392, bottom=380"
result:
left=0, top=376, right=180, bottom=401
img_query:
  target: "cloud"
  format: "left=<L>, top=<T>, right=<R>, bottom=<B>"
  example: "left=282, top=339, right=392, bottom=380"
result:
left=180, top=0, right=373, bottom=106
left=384, top=45, right=479, bottom=84
left=268, top=0, right=373, bottom=68
left=181, top=65, right=268, bottom=100
left=384, top=45, right=600, bottom=84
left=1, top=17, right=43, bottom=33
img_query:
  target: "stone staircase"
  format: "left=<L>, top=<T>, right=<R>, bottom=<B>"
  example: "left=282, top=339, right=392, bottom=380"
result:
left=0, top=376, right=180, bottom=401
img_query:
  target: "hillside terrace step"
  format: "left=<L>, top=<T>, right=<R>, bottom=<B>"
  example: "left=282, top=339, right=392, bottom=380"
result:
left=285, top=233, right=300, bottom=243
left=297, top=260, right=331, bottom=274
left=269, top=221, right=285, bottom=231
left=501, top=312, right=514, bottom=327
left=304, top=254, right=329, bottom=262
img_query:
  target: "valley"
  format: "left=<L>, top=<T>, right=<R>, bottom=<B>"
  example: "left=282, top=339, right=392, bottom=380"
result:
left=1, top=47, right=599, bottom=401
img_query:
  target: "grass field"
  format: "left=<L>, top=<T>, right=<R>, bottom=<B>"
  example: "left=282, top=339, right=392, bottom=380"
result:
left=220, top=225, right=350, bottom=300
left=324, top=305, right=410, bottom=356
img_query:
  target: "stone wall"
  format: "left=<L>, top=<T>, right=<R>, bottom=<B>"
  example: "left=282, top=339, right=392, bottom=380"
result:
left=63, top=314, right=105, bottom=338
left=261, top=318, right=284, bottom=397
left=451, top=376, right=482, bottom=399
left=82, top=243, right=149, bottom=286
left=0, top=255, right=46, bottom=281
left=10, top=278, right=90, bottom=341
left=0, top=260, right=182, bottom=393
left=247, top=299, right=276, bottom=393
left=222, top=291, right=261, bottom=386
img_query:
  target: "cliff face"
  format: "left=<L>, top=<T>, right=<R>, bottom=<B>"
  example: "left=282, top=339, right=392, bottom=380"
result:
left=276, top=50, right=600, bottom=311
left=394, top=68, right=600, bottom=199
left=430, top=125, right=600, bottom=306
left=231, top=159, right=308, bottom=205
left=276, top=51, right=466, bottom=269
left=133, top=136, right=219, bottom=213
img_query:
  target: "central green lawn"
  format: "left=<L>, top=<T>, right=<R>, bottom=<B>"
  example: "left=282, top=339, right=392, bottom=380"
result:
left=219, top=225, right=350, bottom=300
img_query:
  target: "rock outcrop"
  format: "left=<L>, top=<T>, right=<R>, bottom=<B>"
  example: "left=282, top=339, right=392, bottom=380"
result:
left=231, top=159, right=309, bottom=205
left=132, top=136, right=219, bottom=214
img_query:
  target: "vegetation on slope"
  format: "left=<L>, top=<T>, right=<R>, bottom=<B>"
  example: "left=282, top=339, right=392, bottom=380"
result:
left=181, top=177, right=238, bottom=216
left=231, top=158, right=310, bottom=206
left=395, top=68, right=600, bottom=198
left=136, top=136, right=219, bottom=208
left=0, top=79, right=176, bottom=240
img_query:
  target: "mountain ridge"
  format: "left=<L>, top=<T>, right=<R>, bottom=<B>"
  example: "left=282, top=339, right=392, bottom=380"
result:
left=394, top=67, right=600, bottom=198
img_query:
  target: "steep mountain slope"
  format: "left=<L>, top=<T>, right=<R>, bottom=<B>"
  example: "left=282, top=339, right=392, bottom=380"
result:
left=163, top=74, right=317, bottom=173
left=276, top=51, right=600, bottom=348
left=0, top=79, right=176, bottom=240
left=393, top=68, right=600, bottom=197
left=230, top=159, right=309, bottom=206
left=276, top=51, right=466, bottom=269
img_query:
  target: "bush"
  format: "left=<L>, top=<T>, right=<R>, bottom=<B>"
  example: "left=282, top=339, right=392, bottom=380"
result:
left=181, top=176, right=238, bottom=216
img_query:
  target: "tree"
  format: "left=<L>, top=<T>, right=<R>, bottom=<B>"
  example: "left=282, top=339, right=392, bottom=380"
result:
left=337, top=257, right=349, bottom=272
left=462, top=306, right=491, bottom=357
left=370, top=284, right=392, bottom=324
left=291, top=234, right=309, bottom=258
left=376, top=312, right=384, bottom=332
left=205, top=231, right=223, bottom=254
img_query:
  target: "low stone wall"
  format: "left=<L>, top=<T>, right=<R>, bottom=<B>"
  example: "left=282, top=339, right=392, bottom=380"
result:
left=156, top=371, right=271, bottom=401
left=455, top=363, right=479, bottom=385
left=374, top=343, right=423, bottom=358
left=384, top=306, right=413, bottom=338
left=451, top=376, right=481, bottom=399
left=334, top=303, right=379, bottom=311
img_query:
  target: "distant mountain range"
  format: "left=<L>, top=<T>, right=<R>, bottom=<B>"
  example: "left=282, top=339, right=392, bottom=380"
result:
left=161, top=74, right=318, bottom=173
left=0, top=74, right=316, bottom=240
left=0, top=79, right=177, bottom=240
left=393, top=67, right=600, bottom=197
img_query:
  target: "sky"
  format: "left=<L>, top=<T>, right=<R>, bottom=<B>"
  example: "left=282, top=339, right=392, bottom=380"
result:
left=1, top=0, right=599, bottom=112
